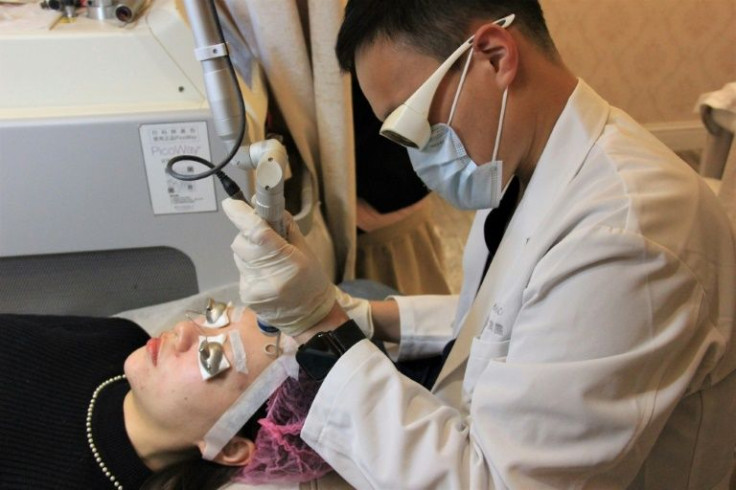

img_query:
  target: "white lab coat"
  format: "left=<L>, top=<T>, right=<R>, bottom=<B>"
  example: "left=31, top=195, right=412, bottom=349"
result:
left=301, top=80, right=736, bottom=489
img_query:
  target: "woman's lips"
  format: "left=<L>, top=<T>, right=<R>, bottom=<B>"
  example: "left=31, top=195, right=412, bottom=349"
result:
left=146, top=337, right=160, bottom=366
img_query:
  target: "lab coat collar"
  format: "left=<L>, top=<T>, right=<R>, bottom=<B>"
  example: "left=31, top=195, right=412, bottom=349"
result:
left=514, top=79, right=610, bottom=243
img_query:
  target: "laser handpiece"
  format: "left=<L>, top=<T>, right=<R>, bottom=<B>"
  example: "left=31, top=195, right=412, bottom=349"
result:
left=170, top=0, right=286, bottom=237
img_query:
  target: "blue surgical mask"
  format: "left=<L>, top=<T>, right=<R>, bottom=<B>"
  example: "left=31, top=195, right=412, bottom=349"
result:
left=407, top=122, right=504, bottom=210
left=407, top=47, right=510, bottom=210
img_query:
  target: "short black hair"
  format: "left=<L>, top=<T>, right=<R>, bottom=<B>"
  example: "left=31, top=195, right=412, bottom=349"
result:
left=336, top=0, right=557, bottom=72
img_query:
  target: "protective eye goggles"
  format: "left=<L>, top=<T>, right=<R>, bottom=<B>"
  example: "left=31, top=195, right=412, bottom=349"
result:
left=379, top=13, right=515, bottom=150
left=188, top=297, right=249, bottom=380
left=199, top=334, right=231, bottom=380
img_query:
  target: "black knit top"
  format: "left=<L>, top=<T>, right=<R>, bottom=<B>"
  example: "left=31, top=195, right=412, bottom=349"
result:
left=0, top=314, right=153, bottom=489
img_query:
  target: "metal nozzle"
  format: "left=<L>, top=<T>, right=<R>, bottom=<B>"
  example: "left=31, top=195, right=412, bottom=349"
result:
left=114, top=0, right=144, bottom=23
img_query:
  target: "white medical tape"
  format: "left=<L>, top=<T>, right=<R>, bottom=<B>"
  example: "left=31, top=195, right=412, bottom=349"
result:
left=228, top=329, right=248, bottom=374
left=231, top=305, right=245, bottom=323
left=201, top=338, right=300, bottom=461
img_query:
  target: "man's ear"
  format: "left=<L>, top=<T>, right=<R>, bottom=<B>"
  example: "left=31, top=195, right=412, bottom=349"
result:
left=197, top=436, right=255, bottom=467
left=471, top=21, right=519, bottom=90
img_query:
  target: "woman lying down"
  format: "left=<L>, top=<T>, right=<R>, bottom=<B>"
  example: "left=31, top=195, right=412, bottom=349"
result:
left=0, top=301, right=342, bottom=489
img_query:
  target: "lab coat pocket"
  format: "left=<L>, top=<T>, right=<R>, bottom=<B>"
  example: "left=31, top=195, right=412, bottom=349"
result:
left=463, top=337, right=510, bottom=403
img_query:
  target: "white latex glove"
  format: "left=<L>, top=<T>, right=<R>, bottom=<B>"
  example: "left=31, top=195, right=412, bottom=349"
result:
left=222, top=198, right=336, bottom=337
left=334, top=286, right=374, bottom=339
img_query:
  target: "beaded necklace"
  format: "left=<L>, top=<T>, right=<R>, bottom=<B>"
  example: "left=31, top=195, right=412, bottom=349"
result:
left=86, top=374, right=127, bottom=489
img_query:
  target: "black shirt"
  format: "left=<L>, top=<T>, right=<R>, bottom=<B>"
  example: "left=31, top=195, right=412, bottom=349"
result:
left=0, top=314, right=152, bottom=489
left=353, top=77, right=430, bottom=214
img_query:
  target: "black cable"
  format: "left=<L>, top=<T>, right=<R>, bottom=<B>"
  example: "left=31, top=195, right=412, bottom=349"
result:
left=164, top=0, right=246, bottom=199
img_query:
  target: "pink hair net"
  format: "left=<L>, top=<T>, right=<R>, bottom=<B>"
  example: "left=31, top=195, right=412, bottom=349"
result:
left=235, top=371, right=333, bottom=484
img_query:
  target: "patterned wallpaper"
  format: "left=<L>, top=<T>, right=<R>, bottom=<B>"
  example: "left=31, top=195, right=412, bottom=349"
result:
left=541, top=0, right=736, bottom=125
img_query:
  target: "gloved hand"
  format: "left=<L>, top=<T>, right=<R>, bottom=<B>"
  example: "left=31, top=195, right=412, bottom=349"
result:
left=333, top=286, right=374, bottom=339
left=222, top=198, right=336, bottom=337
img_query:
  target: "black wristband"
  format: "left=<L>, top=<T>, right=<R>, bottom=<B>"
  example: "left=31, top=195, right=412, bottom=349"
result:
left=296, top=320, right=365, bottom=381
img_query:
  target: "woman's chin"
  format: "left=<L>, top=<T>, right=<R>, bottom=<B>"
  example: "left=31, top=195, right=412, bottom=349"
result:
left=123, top=348, right=145, bottom=382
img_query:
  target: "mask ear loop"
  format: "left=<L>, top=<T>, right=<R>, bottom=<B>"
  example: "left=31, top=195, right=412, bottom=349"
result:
left=492, top=87, right=509, bottom=162
left=447, top=48, right=474, bottom=125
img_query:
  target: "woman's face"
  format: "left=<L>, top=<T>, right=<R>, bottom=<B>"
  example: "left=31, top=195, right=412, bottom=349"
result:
left=124, top=307, right=276, bottom=451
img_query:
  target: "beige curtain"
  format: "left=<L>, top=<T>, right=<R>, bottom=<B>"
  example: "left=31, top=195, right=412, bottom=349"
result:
left=218, top=0, right=356, bottom=282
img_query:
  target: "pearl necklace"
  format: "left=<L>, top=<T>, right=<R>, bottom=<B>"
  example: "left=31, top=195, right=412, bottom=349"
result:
left=86, top=374, right=127, bottom=489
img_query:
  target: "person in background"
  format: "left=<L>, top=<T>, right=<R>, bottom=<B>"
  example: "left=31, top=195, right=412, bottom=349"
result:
left=352, top=76, right=451, bottom=295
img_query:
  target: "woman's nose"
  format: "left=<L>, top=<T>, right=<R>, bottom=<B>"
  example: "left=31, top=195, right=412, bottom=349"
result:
left=172, top=321, right=197, bottom=353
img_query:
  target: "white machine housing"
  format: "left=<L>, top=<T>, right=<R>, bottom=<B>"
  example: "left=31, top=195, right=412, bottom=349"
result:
left=0, top=0, right=269, bottom=314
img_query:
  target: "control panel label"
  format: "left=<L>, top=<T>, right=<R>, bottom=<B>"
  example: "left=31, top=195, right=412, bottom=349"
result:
left=140, top=122, right=216, bottom=215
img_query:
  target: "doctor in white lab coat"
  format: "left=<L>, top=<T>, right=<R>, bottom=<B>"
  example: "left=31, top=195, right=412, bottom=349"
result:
left=222, top=1, right=736, bottom=488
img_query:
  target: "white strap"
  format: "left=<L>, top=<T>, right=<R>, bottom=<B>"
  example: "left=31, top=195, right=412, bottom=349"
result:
left=201, top=337, right=299, bottom=460
left=491, top=88, right=509, bottom=162
left=194, top=42, right=230, bottom=62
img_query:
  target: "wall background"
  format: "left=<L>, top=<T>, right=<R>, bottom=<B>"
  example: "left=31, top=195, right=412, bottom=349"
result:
left=541, top=0, right=735, bottom=126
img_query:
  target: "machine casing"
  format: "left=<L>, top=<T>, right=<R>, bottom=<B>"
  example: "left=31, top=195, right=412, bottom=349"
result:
left=0, top=0, right=268, bottom=313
